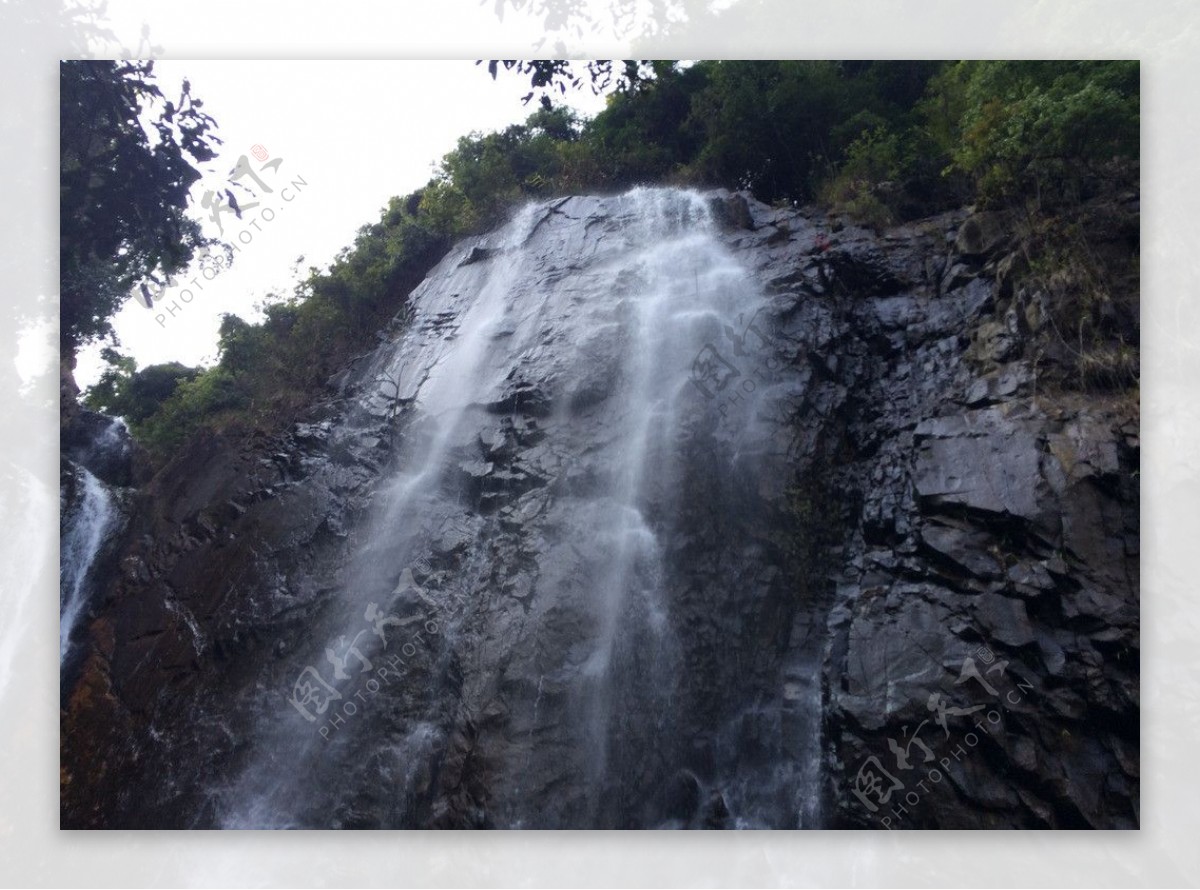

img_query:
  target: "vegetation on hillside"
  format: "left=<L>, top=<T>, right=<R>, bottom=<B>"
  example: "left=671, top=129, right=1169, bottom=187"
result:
left=76, top=61, right=1140, bottom=462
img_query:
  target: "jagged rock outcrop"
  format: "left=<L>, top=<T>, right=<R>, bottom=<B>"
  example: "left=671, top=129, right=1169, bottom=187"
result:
left=60, top=189, right=1138, bottom=829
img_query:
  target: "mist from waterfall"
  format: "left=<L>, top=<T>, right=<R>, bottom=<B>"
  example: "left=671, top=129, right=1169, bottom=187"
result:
left=213, top=188, right=818, bottom=829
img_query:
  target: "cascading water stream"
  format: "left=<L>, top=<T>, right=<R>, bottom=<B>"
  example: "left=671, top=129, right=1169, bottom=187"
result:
left=58, top=176, right=1143, bottom=835
left=212, top=188, right=821, bottom=829
left=60, top=464, right=118, bottom=665
left=217, top=203, right=547, bottom=828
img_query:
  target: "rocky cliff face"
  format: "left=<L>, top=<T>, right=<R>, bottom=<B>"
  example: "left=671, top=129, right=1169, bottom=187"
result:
left=60, top=189, right=1138, bottom=829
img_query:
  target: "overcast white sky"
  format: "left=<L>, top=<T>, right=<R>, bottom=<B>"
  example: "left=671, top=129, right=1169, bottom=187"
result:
left=75, top=60, right=609, bottom=387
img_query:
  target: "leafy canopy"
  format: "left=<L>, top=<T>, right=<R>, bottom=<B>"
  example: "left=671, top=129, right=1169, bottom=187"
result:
left=60, top=60, right=222, bottom=353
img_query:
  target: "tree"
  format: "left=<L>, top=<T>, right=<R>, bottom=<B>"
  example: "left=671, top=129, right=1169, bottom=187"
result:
left=60, top=60, right=222, bottom=355
left=481, top=60, right=655, bottom=109
left=947, top=61, right=1139, bottom=206
left=83, top=351, right=200, bottom=423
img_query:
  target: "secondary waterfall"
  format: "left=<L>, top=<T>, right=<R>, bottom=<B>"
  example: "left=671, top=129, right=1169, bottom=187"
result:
left=209, top=188, right=821, bottom=829
left=60, top=463, right=118, bottom=665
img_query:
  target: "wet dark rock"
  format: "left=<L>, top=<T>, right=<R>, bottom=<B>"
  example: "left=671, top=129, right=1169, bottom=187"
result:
left=912, top=410, right=1047, bottom=522
left=974, top=592, right=1037, bottom=647
left=710, top=191, right=755, bottom=231
left=61, top=189, right=1137, bottom=831
left=955, top=210, right=1009, bottom=258
left=964, top=362, right=1034, bottom=406
left=484, top=381, right=554, bottom=417
left=919, top=520, right=1003, bottom=579
left=460, top=245, right=498, bottom=266
left=62, top=409, right=139, bottom=487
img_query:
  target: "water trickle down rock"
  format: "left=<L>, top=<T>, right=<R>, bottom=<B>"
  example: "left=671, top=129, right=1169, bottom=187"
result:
left=59, top=189, right=1138, bottom=829
left=60, top=412, right=134, bottom=688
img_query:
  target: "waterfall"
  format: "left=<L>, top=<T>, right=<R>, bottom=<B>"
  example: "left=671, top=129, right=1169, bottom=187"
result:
left=212, top=188, right=820, bottom=829
left=60, top=463, right=118, bottom=665
left=59, top=181, right=1145, bottom=833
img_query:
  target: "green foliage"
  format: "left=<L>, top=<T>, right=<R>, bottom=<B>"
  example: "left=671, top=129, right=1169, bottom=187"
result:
left=809, top=61, right=1137, bottom=225
left=435, top=61, right=948, bottom=213
left=420, top=107, right=587, bottom=235
left=684, top=61, right=940, bottom=204
left=114, top=60, right=1140, bottom=463
left=134, top=366, right=251, bottom=455
left=585, top=63, right=708, bottom=186
left=819, top=125, right=906, bottom=228
left=60, top=61, right=222, bottom=353
left=1017, top=205, right=1140, bottom=391
left=948, top=61, right=1139, bottom=206
left=483, top=59, right=655, bottom=109
left=686, top=61, right=843, bottom=200
left=83, top=351, right=200, bottom=425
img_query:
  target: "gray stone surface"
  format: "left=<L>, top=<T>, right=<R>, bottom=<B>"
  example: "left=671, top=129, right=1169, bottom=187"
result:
left=61, top=190, right=1139, bottom=830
